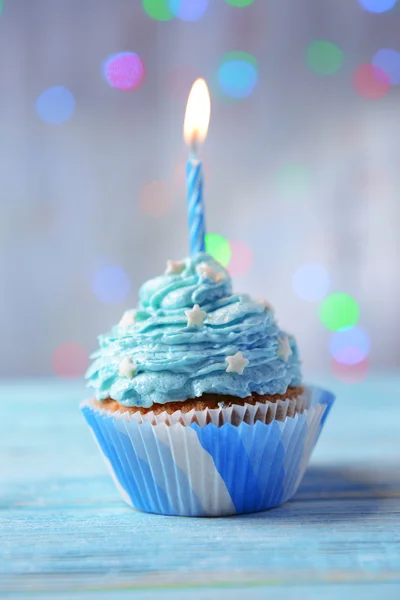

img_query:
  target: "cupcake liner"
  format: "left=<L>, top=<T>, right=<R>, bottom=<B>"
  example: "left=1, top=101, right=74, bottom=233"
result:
left=81, top=386, right=334, bottom=517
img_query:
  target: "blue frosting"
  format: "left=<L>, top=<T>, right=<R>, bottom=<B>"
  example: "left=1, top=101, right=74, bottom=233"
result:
left=86, top=253, right=302, bottom=408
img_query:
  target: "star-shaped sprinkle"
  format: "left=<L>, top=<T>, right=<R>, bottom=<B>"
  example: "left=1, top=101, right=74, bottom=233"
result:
left=225, top=351, right=249, bottom=375
left=119, top=310, right=136, bottom=330
left=277, top=336, right=292, bottom=361
left=166, top=259, right=185, bottom=275
left=255, top=297, right=274, bottom=312
left=196, top=262, right=221, bottom=282
left=185, top=304, right=207, bottom=328
left=118, top=356, right=137, bottom=379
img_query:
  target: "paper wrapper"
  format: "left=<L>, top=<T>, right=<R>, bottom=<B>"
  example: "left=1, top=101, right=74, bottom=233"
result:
left=80, top=386, right=334, bottom=517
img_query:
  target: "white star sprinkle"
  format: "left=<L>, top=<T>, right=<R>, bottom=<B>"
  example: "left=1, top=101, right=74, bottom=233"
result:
left=225, top=351, right=249, bottom=375
left=166, top=259, right=185, bottom=275
left=185, top=304, right=207, bottom=328
left=118, top=356, right=137, bottom=379
left=277, top=336, right=292, bottom=361
left=255, top=297, right=274, bottom=312
left=196, top=263, right=221, bottom=282
left=119, top=310, right=136, bottom=330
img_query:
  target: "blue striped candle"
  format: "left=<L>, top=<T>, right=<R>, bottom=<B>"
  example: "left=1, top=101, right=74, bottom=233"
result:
left=186, top=156, right=206, bottom=255
left=183, top=79, right=211, bottom=257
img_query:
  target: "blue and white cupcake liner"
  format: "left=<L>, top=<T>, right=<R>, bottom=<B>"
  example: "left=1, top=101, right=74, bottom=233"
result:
left=81, top=386, right=334, bottom=517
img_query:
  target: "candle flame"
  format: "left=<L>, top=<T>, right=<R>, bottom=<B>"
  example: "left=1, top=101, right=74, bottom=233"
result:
left=184, top=78, right=211, bottom=148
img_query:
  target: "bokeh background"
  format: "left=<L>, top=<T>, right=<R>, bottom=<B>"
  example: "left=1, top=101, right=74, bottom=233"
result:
left=1, top=0, right=399, bottom=385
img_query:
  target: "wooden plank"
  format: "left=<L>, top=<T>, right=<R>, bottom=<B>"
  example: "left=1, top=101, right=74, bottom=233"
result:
left=1, top=377, right=400, bottom=598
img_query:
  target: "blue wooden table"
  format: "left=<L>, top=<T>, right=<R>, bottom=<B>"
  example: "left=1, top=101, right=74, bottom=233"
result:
left=1, top=375, right=399, bottom=599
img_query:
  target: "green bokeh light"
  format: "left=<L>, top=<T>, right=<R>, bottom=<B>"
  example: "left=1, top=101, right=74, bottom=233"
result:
left=205, top=233, right=231, bottom=267
left=307, top=40, right=344, bottom=76
left=319, top=293, right=359, bottom=331
left=275, top=164, right=310, bottom=200
left=142, top=0, right=174, bottom=21
left=225, top=0, right=255, bottom=7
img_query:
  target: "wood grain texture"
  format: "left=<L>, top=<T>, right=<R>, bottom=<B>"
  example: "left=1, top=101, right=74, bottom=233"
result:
left=1, top=375, right=400, bottom=599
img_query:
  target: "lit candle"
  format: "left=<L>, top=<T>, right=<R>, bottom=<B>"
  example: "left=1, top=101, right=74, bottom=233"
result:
left=184, top=79, right=211, bottom=256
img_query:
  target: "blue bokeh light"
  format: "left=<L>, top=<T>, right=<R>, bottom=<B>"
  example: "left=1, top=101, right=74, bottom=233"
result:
left=169, top=0, right=208, bottom=21
left=91, top=266, right=131, bottom=304
left=292, top=264, right=330, bottom=302
left=329, top=327, right=370, bottom=365
left=218, top=57, right=258, bottom=99
left=36, top=86, right=75, bottom=124
left=357, top=0, right=397, bottom=13
left=372, top=49, right=400, bottom=85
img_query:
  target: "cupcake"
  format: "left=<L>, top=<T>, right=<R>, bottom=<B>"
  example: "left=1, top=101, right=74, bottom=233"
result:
left=81, top=252, right=334, bottom=516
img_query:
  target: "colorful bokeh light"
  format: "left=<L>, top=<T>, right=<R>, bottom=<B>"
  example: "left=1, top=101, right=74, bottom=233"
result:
left=329, top=327, right=370, bottom=365
left=52, top=342, right=89, bottom=379
left=353, top=64, right=390, bottom=99
left=372, top=49, right=400, bottom=85
left=306, top=40, right=344, bottom=76
left=319, top=293, right=359, bottom=331
left=225, top=0, right=255, bottom=6
left=36, top=86, right=75, bottom=124
left=292, top=264, right=330, bottom=302
left=139, top=180, right=175, bottom=217
left=170, top=0, right=208, bottom=21
left=227, top=240, right=253, bottom=277
left=275, top=164, right=310, bottom=200
left=143, top=0, right=174, bottom=20
left=332, top=358, right=370, bottom=384
left=357, top=0, right=397, bottom=13
left=218, top=51, right=258, bottom=99
left=103, top=52, right=145, bottom=91
left=205, top=233, right=231, bottom=267
left=91, top=266, right=130, bottom=304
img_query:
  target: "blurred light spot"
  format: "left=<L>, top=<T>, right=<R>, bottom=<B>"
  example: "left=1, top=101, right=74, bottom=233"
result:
left=143, top=0, right=174, bottom=20
left=218, top=51, right=258, bottom=99
left=165, top=65, right=202, bottom=100
left=357, top=0, right=397, bottom=12
left=292, top=264, right=330, bottom=302
left=103, top=52, right=145, bottom=91
left=36, top=86, right=75, bottom=124
left=139, top=180, right=175, bottom=217
left=306, top=40, right=344, bottom=76
left=92, top=266, right=130, bottom=304
left=329, top=327, right=370, bottom=365
left=170, top=0, right=208, bottom=21
left=353, top=64, right=390, bottom=99
left=332, top=358, right=369, bottom=384
left=205, top=233, right=231, bottom=267
left=275, top=164, right=310, bottom=200
left=319, top=293, right=359, bottom=331
left=225, top=0, right=254, bottom=5
left=52, top=342, right=89, bottom=379
left=372, top=49, right=400, bottom=85
left=227, top=240, right=253, bottom=277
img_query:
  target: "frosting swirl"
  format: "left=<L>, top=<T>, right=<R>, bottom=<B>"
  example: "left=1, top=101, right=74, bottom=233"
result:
left=86, top=253, right=302, bottom=408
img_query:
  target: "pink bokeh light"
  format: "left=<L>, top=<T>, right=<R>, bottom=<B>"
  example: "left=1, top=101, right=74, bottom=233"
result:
left=353, top=64, right=390, bottom=99
left=227, top=240, right=253, bottom=277
left=52, top=342, right=89, bottom=379
left=139, top=180, right=175, bottom=217
left=332, top=358, right=370, bottom=384
left=104, top=52, right=145, bottom=91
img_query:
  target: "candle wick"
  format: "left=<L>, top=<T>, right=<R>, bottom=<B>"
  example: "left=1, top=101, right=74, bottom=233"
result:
left=190, top=132, right=200, bottom=158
